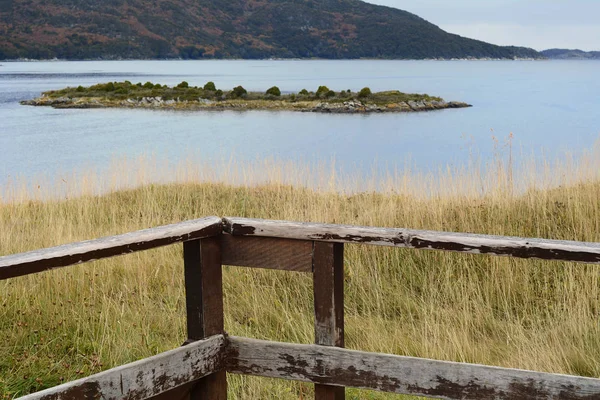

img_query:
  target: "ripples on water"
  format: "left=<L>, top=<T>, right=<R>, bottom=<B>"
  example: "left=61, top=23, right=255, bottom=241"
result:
left=1, top=60, right=599, bottom=196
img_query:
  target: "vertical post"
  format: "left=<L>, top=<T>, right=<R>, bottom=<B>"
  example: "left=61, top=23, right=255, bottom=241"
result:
left=313, top=241, right=345, bottom=400
left=184, top=236, right=227, bottom=400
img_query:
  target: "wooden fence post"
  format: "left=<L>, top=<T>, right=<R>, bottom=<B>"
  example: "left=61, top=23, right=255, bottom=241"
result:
left=184, top=236, right=227, bottom=400
left=313, top=241, right=345, bottom=400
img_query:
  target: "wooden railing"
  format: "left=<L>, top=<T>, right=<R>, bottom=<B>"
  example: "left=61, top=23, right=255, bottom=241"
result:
left=2, top=216, right=600, bottom=400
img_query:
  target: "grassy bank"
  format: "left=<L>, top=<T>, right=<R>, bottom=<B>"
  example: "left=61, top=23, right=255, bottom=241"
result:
left=1, top=154, right=600, bottom=399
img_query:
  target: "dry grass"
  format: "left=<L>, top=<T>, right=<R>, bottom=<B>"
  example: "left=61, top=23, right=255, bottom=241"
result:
left=1, top=147, right=600, bottom=399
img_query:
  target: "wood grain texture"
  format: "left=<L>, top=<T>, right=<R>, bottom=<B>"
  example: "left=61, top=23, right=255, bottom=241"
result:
left=0, top=216, right=222, bottom=280
left=224, top=217, right=600, bottom=264
left=226, top=336, right=600, bottom=399
left=184, top=237, right=227, bottom=399
left=221, top=235, right=313, bottom=272
left=313, top=242, right=345, bottom=399
left=18, top=335, right=226, bottom=400
left=147, top=383, right=196, bottom=400
left=184, top=237, right=225, bottom=340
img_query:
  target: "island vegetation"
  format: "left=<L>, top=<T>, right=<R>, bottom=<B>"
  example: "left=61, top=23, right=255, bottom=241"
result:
left=21, top=81, right=471, bottom=113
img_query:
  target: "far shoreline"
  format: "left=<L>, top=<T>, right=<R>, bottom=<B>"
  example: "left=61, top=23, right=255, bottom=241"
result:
left=1, top=57, right=549, bottom=63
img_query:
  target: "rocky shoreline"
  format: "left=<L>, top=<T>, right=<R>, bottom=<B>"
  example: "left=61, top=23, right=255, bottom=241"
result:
left=311, top=99, right=470, bottom=113
left=20, top=96, right=471, bottom=113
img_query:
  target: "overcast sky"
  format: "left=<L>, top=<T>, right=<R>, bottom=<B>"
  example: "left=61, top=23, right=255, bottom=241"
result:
left=363, top=0, right=599, bottom=51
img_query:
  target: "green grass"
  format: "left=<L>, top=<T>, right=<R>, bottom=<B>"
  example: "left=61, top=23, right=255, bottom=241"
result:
left=1, top=150, right=600, bottom=398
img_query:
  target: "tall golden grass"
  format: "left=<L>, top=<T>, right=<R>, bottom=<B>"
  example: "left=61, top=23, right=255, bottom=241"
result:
left=1, top=144, right=600, bottom=399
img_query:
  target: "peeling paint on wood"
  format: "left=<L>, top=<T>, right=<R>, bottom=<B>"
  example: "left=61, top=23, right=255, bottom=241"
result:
left=8, top=216, right=600, bottom=399
left=15, top=332, right=600, bottom=399
left=223, top=217, right=600, bottom=264
left=0, top=217, right=223, bottom=280
left=313, top=242, right=345, bottom=399
left=226, top=336, right=600, bottom=399
left=184, top=236, right=227, bottom=399
left=18, top=335, right=226, bottom=400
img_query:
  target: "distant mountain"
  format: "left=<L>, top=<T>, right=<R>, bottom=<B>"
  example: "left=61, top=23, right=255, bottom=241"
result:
left=541, top=49, right=600, bottom=60
left=0, top=0, right=543, bottom=60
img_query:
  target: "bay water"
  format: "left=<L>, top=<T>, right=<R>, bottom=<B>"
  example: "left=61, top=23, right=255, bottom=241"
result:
left=1, top=60, right=599, bottom=194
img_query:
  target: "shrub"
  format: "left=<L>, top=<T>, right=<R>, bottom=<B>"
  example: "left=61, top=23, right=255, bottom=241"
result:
left=154, top=83, right=162, bottom=89
left=231, top=85, right=247, bottom=98
left=143, top=82, right=154, bottom=89
left=177, top=81, right=189, bottom=89
left=204, top=81, right=216, bottom=91
left=266, top=86, right=281, bottom=96
left=299, top=89, right=309, bottom=96
left=104, top=82, right=115, bottom=91
left=316, top=85, right=330, bottom=97
left=215, top=89, right=223, bottom=98
left=76, top=85, right=85, bottom=92
left=358, top=87, right=372, bottom=98
left=181, top=93, right=197, bottom=101
left=325, top=90, right=336, bottom=98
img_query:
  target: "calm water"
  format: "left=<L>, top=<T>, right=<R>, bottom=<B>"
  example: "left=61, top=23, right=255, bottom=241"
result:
left=1, top=60, right=599, bottom=190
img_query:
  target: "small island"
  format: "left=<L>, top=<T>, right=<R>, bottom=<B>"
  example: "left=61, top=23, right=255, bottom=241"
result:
left=21, top=81, right=471, bottom=114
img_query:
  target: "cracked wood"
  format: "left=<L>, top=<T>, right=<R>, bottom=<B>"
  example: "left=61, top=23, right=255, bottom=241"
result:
left=183, top=236, right=227, bottom=399
left=17, top=335, right=226, bottom=400
left=313, top=241, right=345, bottom=399
left=0, top=216, right=222, bottom=280
left=226, top=336, right=600, bottom=399
left=223, top=217, right=600, bottom=264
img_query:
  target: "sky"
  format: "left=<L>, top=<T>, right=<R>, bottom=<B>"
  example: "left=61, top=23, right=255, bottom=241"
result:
left=363, top=0, right=599, bottom=51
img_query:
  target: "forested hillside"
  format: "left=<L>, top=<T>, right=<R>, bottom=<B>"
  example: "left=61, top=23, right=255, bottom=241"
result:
left=0, top=0, right=542, bottom=60
left=541, top=49, right=600, bottom=60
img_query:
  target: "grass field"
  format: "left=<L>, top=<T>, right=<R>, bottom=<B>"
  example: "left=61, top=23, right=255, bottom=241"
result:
left=1, top=147, right=600, bottom=399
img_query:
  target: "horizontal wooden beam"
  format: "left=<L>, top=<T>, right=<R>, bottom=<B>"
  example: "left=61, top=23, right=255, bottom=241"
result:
left=15, top=334, right=600, bottom=399
left=221, top=235, right=313, bottom=272
left=18, top=335, right=226, bottom=400
left=223, top=217, right=600, bottom=264
left=0, top=217, right=223, bottom=280
left=4, top=215, right=599, bottom=282
left=226, top=336, right=600, bottom=399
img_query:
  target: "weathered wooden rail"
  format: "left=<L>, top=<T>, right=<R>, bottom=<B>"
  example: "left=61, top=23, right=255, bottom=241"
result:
left=2, top=216, right=600, bottom=400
